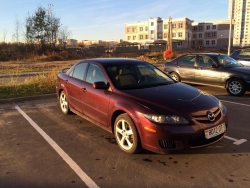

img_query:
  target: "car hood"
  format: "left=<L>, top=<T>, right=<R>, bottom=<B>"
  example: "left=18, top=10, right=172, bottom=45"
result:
left=226, top=66, right=250, bottom=74
left=121, top=83, right=219, bottom=115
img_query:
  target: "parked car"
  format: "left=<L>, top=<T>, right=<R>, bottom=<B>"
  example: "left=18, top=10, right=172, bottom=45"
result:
left=56, top=58, right=228, bottom=154
left=230, top=49, right=250, bottom=66
left=164, top=53, right=250, bottom=96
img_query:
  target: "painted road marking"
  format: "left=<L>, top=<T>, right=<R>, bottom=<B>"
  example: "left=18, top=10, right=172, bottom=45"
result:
left=224, top=136, right=247, bottom=145
left=15, top=105, right=99, bottom=188
left=221, top=100, right=250, bottom=107
left=221, top=100, right=248, bottom=145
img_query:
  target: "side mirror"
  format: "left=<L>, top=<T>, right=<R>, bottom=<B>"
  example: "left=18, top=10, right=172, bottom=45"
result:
left=93, top=81, right=109, bottom=90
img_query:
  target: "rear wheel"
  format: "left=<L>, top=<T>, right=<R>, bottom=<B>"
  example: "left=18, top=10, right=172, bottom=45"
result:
left=114, top=114, right=142, bottom=154
left=170, top=72, right=180, bottom=82
left=59, top=90, right=70, bottom=114
left=226, top=78, right=246, bottom=96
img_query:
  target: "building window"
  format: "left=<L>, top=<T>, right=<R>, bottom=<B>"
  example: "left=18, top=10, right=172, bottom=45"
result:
left=172, top=24, right=176, bottom=28
left=206, top=40, right=209, bottom=45
left=199, top=26, right=203, bottom=31
left=199, top=34, right=202, bottom=38
left=193, top=34, right=197, bottom=38
left=178, top=41, right=183, bottom=46
left=212, top=40, right=215, bottom=45
left=151, top=30, right=154, bottom=34
left=212, top=25, right=216, bottom=29
left=206, top=33, right=210, bottom=38
left=172, top=33, right=176, bottom=37
left=193, top=26, right=197, bottom=31
left=198, top=41, right=203, bottom=45
left=145, top=35, right=148, bottom=39
left=206, top=25, right=210, bottom=30
left=128, top=36, right=131, bottom=40
left=158, top=25, right=162, bottom=30
left=151, top=22, right=154, bottom=26
left=158, top=33, right=162, bottom=39
left=140, top=27, right=143, bottom=32
left=212, top=33, right=216, bottom=37
left=178, top=23, right=183, bottom=28
left=133, top=36, right=136, bottom=40
left=139, top=35, right=143, bottom=40
left=127, top=28, right=130, bottom=32
left=164, top=33, right=167, bottom=38
left=178, top=32, right=183, bottom=37
left=132, top=27, right=136, bottom=32
left=145, top=26, right=148, bottom=31
left=164, top=24, right=168, bottom=29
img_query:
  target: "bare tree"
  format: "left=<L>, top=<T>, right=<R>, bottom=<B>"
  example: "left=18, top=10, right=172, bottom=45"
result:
left=12, top=16, right=22, bottom=43
left=59, top=26, right=72, bottom=50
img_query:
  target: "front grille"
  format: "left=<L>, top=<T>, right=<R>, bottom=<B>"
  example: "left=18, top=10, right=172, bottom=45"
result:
left=192, top=107, right=221, bottom=124
left=158, top=140, right=176, bottom=149
left=188, top=133, right=225, bottom=147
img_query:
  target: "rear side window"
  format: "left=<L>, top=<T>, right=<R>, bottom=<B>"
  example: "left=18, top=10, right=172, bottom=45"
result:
left=239, top=50, right=250, bottom=58
left=177, top=55, right=196, bottom=66
left=71, top=63, right=88, bottom=80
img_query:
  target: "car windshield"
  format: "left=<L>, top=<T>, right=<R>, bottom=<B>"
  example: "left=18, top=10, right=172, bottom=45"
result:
left=106, top=63, right=174, bottom=90
left=213, top=55, right=242, bottom=67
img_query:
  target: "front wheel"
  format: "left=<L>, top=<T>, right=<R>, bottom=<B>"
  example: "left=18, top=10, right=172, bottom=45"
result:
left=170, top=72, right=180, bottom=82
left=114, top=114, right=142, bottom=154
left=59, top=90, right=71, bottom=114
left=226, top=78, right=246, bottom=96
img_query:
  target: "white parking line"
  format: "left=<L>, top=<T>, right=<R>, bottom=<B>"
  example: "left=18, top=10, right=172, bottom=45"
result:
left=224, top=136, right=247, bottom=145
left=221, top=100, right=250, bottom=107
left=15, top=105, right=99, bottom=188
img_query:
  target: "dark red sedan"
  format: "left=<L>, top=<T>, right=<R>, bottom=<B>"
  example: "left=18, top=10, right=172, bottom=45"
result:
left=56, top=58, right=228, bottom=154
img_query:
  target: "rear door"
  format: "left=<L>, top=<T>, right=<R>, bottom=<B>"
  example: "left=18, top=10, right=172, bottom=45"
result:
left=175, top=55, right=196, bottom=82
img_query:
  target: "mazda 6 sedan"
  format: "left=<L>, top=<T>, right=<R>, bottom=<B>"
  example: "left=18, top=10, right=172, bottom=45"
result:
left=56, top=58, right=228, bottom=154
left=164, top=53, right=250, bottom=96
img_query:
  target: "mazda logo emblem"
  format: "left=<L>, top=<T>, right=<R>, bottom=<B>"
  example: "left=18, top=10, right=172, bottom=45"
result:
left=207, top=111, right=215, bottom=121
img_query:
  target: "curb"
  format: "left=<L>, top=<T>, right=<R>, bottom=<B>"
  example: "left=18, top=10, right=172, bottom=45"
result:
left=0, top=93, right=57, bottom=104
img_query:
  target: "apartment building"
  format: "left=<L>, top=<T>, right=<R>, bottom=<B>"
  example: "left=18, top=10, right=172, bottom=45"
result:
left=229, top=0, right=250, bottom=47
left=125, top=17, right=193, bottom=49
left=191, top=20, right=232, bottom=48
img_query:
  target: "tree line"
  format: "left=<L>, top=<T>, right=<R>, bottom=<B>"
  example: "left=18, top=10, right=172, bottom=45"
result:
left=1, top=4, right=72, bottom=60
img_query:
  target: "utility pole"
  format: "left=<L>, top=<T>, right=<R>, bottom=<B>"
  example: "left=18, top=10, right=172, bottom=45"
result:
left=167, top=16, right=172, bottom=51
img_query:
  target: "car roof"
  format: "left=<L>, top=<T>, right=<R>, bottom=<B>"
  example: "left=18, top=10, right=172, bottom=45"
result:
left=80, top=58, right=147, bottom=66
left=184, top=53, right=226, bottom=56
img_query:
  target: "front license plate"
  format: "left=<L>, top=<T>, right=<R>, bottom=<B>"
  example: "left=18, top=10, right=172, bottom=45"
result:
left=204, top=123, right=226, bottom=139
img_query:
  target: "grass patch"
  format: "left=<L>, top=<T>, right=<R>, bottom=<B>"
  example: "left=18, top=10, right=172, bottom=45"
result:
left=0, top=71, right=58, bottom=99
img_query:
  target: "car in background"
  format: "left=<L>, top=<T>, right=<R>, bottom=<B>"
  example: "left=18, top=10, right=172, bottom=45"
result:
left=164, top=53, right=250, bottom=96
left=230, top=49, right=250, bottom=66
left=56, top=58, right=228, bottom=154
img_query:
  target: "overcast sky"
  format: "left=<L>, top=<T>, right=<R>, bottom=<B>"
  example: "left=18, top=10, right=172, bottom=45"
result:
left=0, top=0, right=229, bottom=42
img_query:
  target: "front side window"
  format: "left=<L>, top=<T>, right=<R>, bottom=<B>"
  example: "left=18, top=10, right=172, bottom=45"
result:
left=177, top=55, right=196, bottom=66
left=86, top=64, right=107, bottom=84
left=214, top=55, right=242, bottom=67
left=70, top=63, right=88, bottom=80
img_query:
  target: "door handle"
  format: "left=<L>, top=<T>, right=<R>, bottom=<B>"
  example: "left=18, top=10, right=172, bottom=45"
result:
left=81, top=88, right=87, bottom=92
left=65, top=80, right=68, bottom=84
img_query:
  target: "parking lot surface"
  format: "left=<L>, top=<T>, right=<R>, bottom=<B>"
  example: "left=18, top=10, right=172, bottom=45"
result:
left=0, top=86, right=250, bottom=188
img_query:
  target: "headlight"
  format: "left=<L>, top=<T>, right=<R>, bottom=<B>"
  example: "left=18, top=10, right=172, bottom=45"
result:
left=144, top=114, right=189, bottom=124
left=219, top=101, right=227, bottom=115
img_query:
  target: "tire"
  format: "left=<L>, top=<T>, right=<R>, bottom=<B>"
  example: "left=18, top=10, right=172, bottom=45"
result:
left=170, top=72, right=180, bottom=82
left=114, top=113, right=142, bottom=154
left=226, top=78, right=246, bottom=96
left=59, top=90, right=70, bottom=114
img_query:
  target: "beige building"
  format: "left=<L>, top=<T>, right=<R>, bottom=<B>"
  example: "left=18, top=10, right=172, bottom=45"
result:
left=191, top=20, right=232, bottom=48
left=125, top=17, right=193, bottom=49
left=229, top=0, right=250, bottom=47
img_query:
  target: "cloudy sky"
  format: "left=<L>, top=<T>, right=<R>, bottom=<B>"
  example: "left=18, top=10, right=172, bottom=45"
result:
left=0, top=0, right=229, bottom=42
